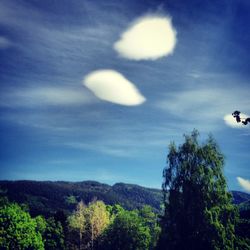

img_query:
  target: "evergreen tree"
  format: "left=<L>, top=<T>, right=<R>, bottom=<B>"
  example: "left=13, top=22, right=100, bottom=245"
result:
left=158, top=130, right=237, bottom=250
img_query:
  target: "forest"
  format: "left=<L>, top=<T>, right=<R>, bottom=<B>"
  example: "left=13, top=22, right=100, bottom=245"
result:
left=0, top=131, right=250, bottom=250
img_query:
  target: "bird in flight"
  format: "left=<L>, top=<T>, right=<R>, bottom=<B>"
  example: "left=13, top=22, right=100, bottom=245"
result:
left=232, top=111, right=250, bottom=125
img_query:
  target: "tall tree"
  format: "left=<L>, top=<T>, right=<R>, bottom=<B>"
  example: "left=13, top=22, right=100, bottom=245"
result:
left=68, top=200, right=86, bottom=250
left=85, top=200, right=110, bottom=250
left=158, top=130, right=237, bottom=250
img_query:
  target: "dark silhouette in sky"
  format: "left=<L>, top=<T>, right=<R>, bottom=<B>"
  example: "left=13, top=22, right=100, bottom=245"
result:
left=232, top=111, right=241, bottom=123
left=242, top=118, right=250, bottom=125
left=232, top=111, right=250, bottom=125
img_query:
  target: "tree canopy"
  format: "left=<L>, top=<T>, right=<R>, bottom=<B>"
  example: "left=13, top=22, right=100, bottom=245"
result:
left=100, top=209, right=151, bottom=250
left=0, top=202, right=44, bottom=250
left=158, top=130, right=238, bottom=250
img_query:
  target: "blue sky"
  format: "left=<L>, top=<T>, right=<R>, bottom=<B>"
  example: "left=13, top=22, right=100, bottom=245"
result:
left=0, top=0, right=249, bottom=191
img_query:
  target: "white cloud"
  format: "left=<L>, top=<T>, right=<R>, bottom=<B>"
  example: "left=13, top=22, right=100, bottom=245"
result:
left=83, top=69, right=146, bottom=106
left=237, top=177, right=250, bottom=192
left=114, top=15, right=177, bottom=60
left=0, top=36, right=11, bottom=49
left=224, top=113, right=249, bottom=129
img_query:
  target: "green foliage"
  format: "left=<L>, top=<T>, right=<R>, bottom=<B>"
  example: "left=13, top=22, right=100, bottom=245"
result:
left=235, top=215, right=250, bottom=249
left=67, top=201, right=159, bottom=250
left=100, top=209, right=151, bottom=250
left=106, top=204, right=125, bottom=218
left=0, top=202, right=44, bottom=250
left=65, top=195, right=77, bottom=205
left=44, top=217, right=65, bottom=250
left=234, top=236, right=250, bottom=250
left=138, top=205, right=161, bottom=249
left=158, top=130, right=238, bottom=250
left=35, top=215, right=47, bottom=236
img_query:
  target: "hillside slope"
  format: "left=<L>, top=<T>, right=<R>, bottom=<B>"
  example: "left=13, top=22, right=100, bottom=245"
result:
left=0, top=180, right=163, bottom=216
left=0, top=180, right=249, bottom=217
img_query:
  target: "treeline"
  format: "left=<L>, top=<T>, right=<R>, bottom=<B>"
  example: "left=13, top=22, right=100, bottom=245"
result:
left=1, top=195, right=249, bottom=250
left=0, top=197, right=160, bottom=250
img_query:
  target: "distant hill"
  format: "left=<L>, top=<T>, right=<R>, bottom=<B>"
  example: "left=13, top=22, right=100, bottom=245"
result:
left=0, top=180, right=163, bottom=216
left=0, top=180, right=249, bottom=217
left=231, top=191, right=250, bottom=205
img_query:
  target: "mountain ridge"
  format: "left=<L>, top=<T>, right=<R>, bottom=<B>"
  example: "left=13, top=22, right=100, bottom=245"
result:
left=0, top=180, right=249, bottom=217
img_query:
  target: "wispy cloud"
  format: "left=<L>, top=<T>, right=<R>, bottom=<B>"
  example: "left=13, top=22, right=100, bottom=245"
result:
left=0, top=0, right=119, bottom=77
left=83, top=69, right=146, bottom=106
left=0, top=86, right=95, bottom=107
left=64, top=142, right=132, bottom=157
left=114, top=15, right=177, bottom=60
left=237, top=177, right=250, bottom=192
left=0, top=36, right=11, bottom=49
left=155, top=87, right=250, bottom=131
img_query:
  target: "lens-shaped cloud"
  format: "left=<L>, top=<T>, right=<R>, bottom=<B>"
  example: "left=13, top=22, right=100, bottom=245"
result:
left=237, top=177, right=250, bottom=192
left=83, top=69, right=146, bottom=106
left=114, top=15, right=177, bottom=60
left=224, top=113, right=249, bottom=128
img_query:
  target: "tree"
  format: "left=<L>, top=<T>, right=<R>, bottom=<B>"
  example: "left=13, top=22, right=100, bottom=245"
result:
left=138, top=205, right=161, bottom=249
left=235, top=208, right=250, bottom=250
left=158, top=130, right=238, bottom=250
left=68, top=200, right=110, bottom=250
left=68, top=200, right=86, bottom=250
left=0, top=202, right=44, bottom=249
left=35, top=215, right=47, bottom=237
left=85, top=200, right=110, bottom=250
left=106, top=204, right=124, bottom=220
left=44, top=217, right=65, bottom=250
left=100, top=209, right=151, bottom=250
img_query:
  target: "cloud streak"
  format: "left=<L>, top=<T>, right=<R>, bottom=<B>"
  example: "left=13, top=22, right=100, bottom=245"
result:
left=0, top=86, right=94, bottom=107
left=83, top=69, right=146, bottom=106
left=64, top=142, right=132, bottom=157
left=114, top=15, right=177, bottom=60
left=237, top=177, right=250, bottom=192
left=155, top=86, right=250, bottom=131
left=0, top=36, right=11, bottom=49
